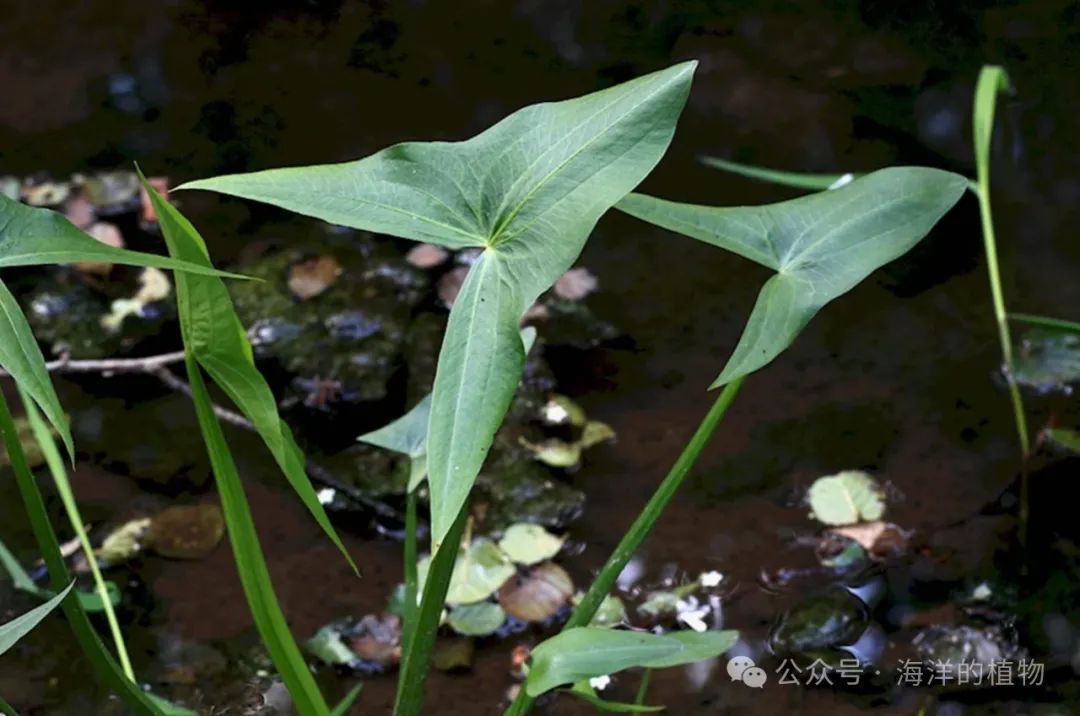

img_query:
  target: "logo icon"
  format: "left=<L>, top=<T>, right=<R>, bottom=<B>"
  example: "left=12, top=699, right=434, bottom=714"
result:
left=727, top=656, right=768, bottom=689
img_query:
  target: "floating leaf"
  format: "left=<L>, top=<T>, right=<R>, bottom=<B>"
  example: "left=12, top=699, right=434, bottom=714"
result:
left=617, top=167, right=968, bottom=387
left=431, top=637, right=474, bottom=671
left=97, top=517, right=151, bottom=564
left=525, top=627, right=738, bottom=696
left=0, top=582, right=73, bottom=656
left=588, top=595, right=627, bottom=628
left=146, top=504, right=226, bottom=559
left=178, top=62, right=697, bottom=547
left=807, top=470, right=885, bottom=526
left=540, top=395, right=587, bottom=428
left=1011, top=328, right=1080, bottom=393
left=418, top=538, right=515, bottom=606
left=0, top=539, right=118, bottom=612
left=580, top=421, right=616, bottom=449
left=637, top=581, right=699, bottom=619
left=520, top=437, right=581, bottom=468
left=498, top=524, right=565, bottom=565
left=446, top=601, right=506, bottom=636
left=288, top=255, right=343, bottom=300
left=306, top=624, right=357, bottom=666
left=497, top=562, right=574, bottom=622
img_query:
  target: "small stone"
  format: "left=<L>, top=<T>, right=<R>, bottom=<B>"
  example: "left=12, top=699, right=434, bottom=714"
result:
left=405, top=243, right=449, bottom=268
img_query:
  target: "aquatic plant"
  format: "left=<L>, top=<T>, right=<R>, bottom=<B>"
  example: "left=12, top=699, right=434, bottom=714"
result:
left=0, top=61, right=968, bottom=715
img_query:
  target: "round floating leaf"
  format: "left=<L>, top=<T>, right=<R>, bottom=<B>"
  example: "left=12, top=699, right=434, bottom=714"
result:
left=588, top=594, right=627, bottom=628
left=427, top=538, right=515, bottom=606
left=498, top=524, right=565, bottom=565
left=580, top=421, right=616, bottom=449
left=446, top=602, right=506, bottom=637
left=807, top=471, right=885, bottom=526
left=498, top=562, right=574, bottom=623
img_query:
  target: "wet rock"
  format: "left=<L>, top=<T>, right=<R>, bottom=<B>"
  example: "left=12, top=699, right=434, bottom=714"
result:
left=146, top=503, right=225, bottom=560
left=769, top=586, right=871, bottom=655
left=529, top=298, right=619, bottom=350
left=150, top=634, right=229, bottom=685
left=474, top=450, right=585, bottom=530
left=913, top=624, right=1026, bottom=674
left=229, top=240, right=429, bottom=424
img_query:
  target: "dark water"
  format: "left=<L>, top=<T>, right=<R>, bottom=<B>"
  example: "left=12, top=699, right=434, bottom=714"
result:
left=1, top=1, right=1079, bottom=714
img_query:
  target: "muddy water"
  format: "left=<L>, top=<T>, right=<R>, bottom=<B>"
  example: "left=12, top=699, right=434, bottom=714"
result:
left=2, top=1, right=1079, bottom=714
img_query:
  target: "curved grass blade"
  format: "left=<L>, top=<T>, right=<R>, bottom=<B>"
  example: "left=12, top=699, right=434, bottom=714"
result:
left=330, top=684, right=364, bottom=716
left=0, top=390, right=159, bottom=715
left=185, top=355, right=331, bottom=716
left=1011, top=312, right=1080, bottom=334
left=0, top=694, right=15, bottom=716
left=525, top=627, right=737, bottom=697
left=140, top=174, right=356, bottom=574
left=0, top=193, right=245, bottom=278
left=0, top=277, right=73, bottom=458
left=177, top=62, right=696, bottom=546
left=700, top=156, right=856, bottom=191
left=0, top=581, right=72, bottom=656
left=617, top=167, right=968, bottom=386
left=18, top=387, right=134, bottom=679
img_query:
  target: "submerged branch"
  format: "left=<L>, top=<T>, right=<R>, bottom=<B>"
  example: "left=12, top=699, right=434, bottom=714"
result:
left=1, top=349, right=406, bottom=526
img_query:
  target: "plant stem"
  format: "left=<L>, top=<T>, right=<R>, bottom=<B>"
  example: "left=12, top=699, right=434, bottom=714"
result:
left=972, top=65, right=1030, bottom=549
left=0, top=694, right=16, bottom=716
left=393, top=503, right=468, bottom=716
left=0, top=392, right=156, bottom=714
left=634, top=669, right=652, bottom=706
left=505, top=377, right=745, bottom=716
left=17, top=388, right=135, bottom=681
left=401, top=488, right=419, bottom=651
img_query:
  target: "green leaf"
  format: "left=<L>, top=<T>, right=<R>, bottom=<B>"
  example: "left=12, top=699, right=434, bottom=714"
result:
left=0, top=581, right=72, bottom=656
left=184, top=356, right=331, bottom=715
left=446, top=601, right=507, bottom=636
left=419, top=537, right=516, bottom=605
left=330, top=684, right=364, bottom=716
left=498, top=524, right=565, bottom=565
left=617, top=167, right=968, bottom=387
left=563, top=681, right=663, bottom=713
left=141, top=173, right=356, bottom=575
left=974, top=67, right=1010, bottom=190
left=145, top=694, right=198, bottom=716
left=700, top=156, right=856, bottom=191
left=306, top=624, right=357, bottom=666
left=1045, top=427, right=1080, bottom=455
left=1011, top=327, right=1080, bottom=392
left=0, top=277, right=73, bottom=457
left=0, top=391, right=160, bottom=715
left=178, top=62, right=696, bottom=546
left=525, top=627, right=737, bottom=696
left=358, top=394, right=432, bottom=492
left=1010, top=313, right=1080, bottom=335
left=807, top=470, right=885, bottom=526
left=0, top=193, right=244, bottom=278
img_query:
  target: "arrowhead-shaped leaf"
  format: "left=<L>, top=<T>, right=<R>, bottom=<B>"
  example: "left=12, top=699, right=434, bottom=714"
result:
left=178, top=62, right=696, bottom=545
left=525, top=627, right=738, bottom=696
left=141, top=174, right=356, bottom=574
left=617, top=167, right=968, bottom=386
left=0, top=581, right=72, bottom=656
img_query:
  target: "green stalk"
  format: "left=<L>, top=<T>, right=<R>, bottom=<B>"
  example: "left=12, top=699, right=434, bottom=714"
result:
left=0, top=391, right=157, bottom=714
left=1010, top=312, right=1080, bottom=334
left=634, top=669, right=652, bottom=706
left=0, top=694, right=16, bottom=716
left=401, top=488, right=419, bottom=652
left=973, top=65, right=1031, bottom=542
left=393, top=503, right=468, bottom=716
left=17, top=388, right=135, bottom=681
left=505, top=377, right=745, bottom=716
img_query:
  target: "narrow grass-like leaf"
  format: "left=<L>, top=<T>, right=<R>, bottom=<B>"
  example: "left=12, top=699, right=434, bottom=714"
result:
left=19, top=387, right=134, bottom=678
left=330, top=684, right=364, bottom=716
left=526, top=627, right=736, bottom=696
left=1011, top=313, right=1080, bottom=334
left=141, top=174, right=355, bottom=574
left=617, top=167, right=968, bottom=386
left=0, top=581, right=72, bottom=656
left=700, top=156, right=855, bottom=190
left=178, top=62, right=696, bottom=546
left=0, top=538, right=118, bottom=613
left=0, top=390, right=158, bottom=714
left=0, top=194, right=244, bottom=278
left=185, top=356, right=330, bottom=716
left=0, top=694, right=16, bottom=716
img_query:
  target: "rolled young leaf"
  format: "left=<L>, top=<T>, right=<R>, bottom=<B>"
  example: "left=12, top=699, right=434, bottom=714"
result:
left=179, top=62, right=697, bottom=546
left=617, top=167, right=968, bottom=386
left=140, top=174, right=356, bottom=574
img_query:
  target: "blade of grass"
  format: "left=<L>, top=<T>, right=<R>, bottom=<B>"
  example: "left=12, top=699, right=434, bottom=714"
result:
left=0, top=694, right=16, bottom=716
left=18, top=387, right=134, bottom=680
left=634, top=669, right=652, bottom=706
left=330, top=684, right=364, bottom=716
left=0, top=390, right=158, bottom=714
left=402, top=488, right=419, bottom=652
left=700, top=156, right=855, bottom=191
left=973, top=65, right=1031, bottom=550
left=393, top=503, right=468, bottom=716
left=504, top=377, right=745, bottom=716
left=1010, top=312, right=1080, bottom=334
left=184, top=355, right=331, bottom=716
left=0, top=582, right=72, bottom=655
